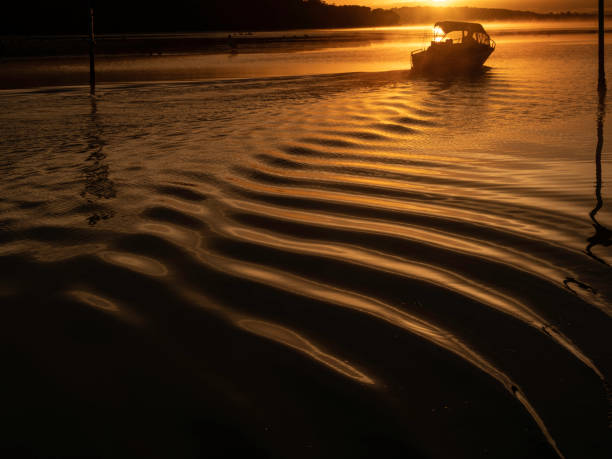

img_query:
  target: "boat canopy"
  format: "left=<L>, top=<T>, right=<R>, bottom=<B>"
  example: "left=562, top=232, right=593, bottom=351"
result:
left=434, top=21, right=488, bottom=35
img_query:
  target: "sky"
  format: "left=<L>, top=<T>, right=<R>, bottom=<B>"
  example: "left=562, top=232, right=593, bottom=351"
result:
left=328, top=1, right=599, bottom=13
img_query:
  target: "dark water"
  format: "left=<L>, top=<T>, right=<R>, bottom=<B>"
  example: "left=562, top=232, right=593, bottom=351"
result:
left=0, top=26, right=611, bottom=458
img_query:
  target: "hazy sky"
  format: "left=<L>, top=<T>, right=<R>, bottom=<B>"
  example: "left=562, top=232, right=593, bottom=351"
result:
left=328, top=1, right=598, bottom=13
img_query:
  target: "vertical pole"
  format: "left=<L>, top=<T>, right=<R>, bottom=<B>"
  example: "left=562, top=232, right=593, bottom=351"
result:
left=89, top=0, right=95, bottom=96
left=587, top=3, right=610, bottom=265
left=599, top=0, right=606, bottom=93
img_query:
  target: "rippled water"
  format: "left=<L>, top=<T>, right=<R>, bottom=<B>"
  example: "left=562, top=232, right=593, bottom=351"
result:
left=1, top=26, right=611, bottom=459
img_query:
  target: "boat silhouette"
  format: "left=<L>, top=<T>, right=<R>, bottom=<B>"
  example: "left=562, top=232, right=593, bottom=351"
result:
left=411, top=21, right=496, bottom=74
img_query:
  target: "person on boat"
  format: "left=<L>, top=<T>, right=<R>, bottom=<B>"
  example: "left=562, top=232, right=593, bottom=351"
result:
left=463, top=30, right=475, bottom=46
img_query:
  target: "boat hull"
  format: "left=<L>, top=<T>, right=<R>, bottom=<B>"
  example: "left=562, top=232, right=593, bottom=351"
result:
left=411, top=43, right=494, bottom=75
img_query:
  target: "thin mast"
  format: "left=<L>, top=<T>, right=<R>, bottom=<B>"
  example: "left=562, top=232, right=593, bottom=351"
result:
left=599, top=0, right=606, bottom=93
left=88, top=1, right=96, bottom=96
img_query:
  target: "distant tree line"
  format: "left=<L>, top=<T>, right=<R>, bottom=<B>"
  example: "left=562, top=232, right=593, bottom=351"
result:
left=0, top=1, right=601, bottom=36
left=393, top=6, right=598, bottom=24
left=0, top=0, right=399, bottom=35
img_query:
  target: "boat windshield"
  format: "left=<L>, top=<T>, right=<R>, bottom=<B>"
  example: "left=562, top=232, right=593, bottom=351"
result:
left=433, top=26, right=491, bottom=46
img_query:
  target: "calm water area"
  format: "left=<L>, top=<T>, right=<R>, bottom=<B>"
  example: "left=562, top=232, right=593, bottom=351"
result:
left=0, top=22, right=611, bottom=458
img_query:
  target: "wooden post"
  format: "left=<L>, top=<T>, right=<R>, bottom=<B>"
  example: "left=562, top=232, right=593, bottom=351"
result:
left=89, top=0, right=95, bottom=96
left=587, top=4, right=610, bottom=265
left=599, top=0, right=606, bottom=93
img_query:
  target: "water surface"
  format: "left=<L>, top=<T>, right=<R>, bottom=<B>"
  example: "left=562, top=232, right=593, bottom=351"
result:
left=0, top=23, right=611, bottom=459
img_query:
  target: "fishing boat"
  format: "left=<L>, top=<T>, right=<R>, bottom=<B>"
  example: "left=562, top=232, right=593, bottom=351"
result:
left=411, top=21, right=496, bottom=74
